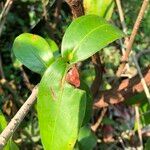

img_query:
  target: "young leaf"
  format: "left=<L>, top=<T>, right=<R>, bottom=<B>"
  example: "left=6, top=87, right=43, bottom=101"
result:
left=13, top=33, right=54, bottom=74
left=37, top=58, right=86, bottom=150
left=61, top=15, right=124, bottom=64
left=83, top=0, right=115, bottom=20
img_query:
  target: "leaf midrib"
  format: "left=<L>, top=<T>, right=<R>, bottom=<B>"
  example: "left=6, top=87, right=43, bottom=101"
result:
left=72, top=23, right=107, bottom=54
left=28, top=45, right=48, bottom=69
left=50, top=66, right=69, bottom=148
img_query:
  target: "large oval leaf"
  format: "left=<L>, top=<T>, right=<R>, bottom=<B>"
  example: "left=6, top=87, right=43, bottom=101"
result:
left=83, top=0, right=114, bottom=21
left=37, top=58, right=86, bottom=150
left=61, top=15, right=124, bottom=64
left=13, top=33, right=54, bottom=74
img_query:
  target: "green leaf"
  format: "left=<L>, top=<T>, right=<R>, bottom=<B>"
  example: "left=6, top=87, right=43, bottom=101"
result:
left=140, top=102, right=150, bottom=126
left=77, top=125, right=97, bottom=150
left=37, top=58, right=86, bottom=150
left=45, top=38, right=59, bottom=53
left=61, top=15, right=124, bottom=64
left=0, top=111, right=7, bottom=131
left=83, top=0, right=115, bottom=20
left=0, top=111, right=19, bottom=150
left=80, top=80, right=92, bottom=126
left=145, top=138, right=150, bottom=150
left=45, top=37, right=60, bottom=57
left=13, top=33, right=54, bottom=74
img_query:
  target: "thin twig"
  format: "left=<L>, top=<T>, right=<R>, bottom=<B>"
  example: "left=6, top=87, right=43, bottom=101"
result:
left=42, top=0, right=48, bottom=21
left=0, top=0, right=14, bottom=37
left=116, top=0, right=149, bottom=77
left=115, top=0, right=130, bottom=71
left=135, top=105, right=143, bottom=150
left=91, top=108, right=107, bottom=132
left=115, top=0, right=127, bottom=33
left=136, top=48, right=150, bottom=60
left=20, top=66, right=33, bottom=91
left=52, top=0, right=63, bottom=29
left=132, top=53, right=150, bottom=104
left=91, top=53, right=103, bottom=97
left=0, top=86, right=38, bottom=149
left=118, top=136, right=126, bottom=149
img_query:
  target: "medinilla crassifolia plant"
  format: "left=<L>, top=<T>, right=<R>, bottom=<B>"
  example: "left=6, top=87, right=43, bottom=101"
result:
left=12, top=15, right=124, bottom=150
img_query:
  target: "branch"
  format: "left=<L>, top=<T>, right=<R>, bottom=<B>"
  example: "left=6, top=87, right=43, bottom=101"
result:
left=115, top=0, right=130, bottom=71
left=136, top=49, right=150, bottom=60
left=65, top=0, right=84, bottom=18
left=132, top=54, right=150, bottom=104
left=115, top=0, right=127, bottom=34
left=94, top=67, right=150, bottom=108
left=135, top=105, right=143, bottom=149
left=0, top=0, right=14, bottom=37
left=91, top=108, right=107, bottom=132
left=52, top=0, right=63, bottom=29
left=0, top=86, right=38, bottom=149
left=116, top=0, right=149, bottom=77
left=20, top=66, right=33, bottom=91
left=91, top=53, right=103, bottom=97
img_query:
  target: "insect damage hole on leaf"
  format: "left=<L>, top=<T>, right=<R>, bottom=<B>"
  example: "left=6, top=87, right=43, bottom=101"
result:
left=66, top=65, right=80, bottom=88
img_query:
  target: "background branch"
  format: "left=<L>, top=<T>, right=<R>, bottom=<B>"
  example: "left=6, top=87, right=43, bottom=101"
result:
left=115, top=0, right=130, bottom=71
left=65, top=0, right=84, bottom=18
left=115, top=0, right=127, bottom=33
left=91, top=108, right=107, bottom=132
left=91, top=53, right=103, bottom=97
left=116, top=0, right=149, bottom=77
left=0, top=86, right=38, bottom=149
left=0, top=0, right=14, bottom=37
left=132, top=53, right=150, bottom=104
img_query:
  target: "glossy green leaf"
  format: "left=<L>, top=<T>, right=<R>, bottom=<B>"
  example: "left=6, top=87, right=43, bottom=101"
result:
left=61, top=15, right=124, bottom=64
left=13, top=33, right=54, bottom=74
left=77, top=125, right=97, bottom=150
left=37, top=58, right=86, bottom=150
left=83, top=0, right=114, bottom=20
